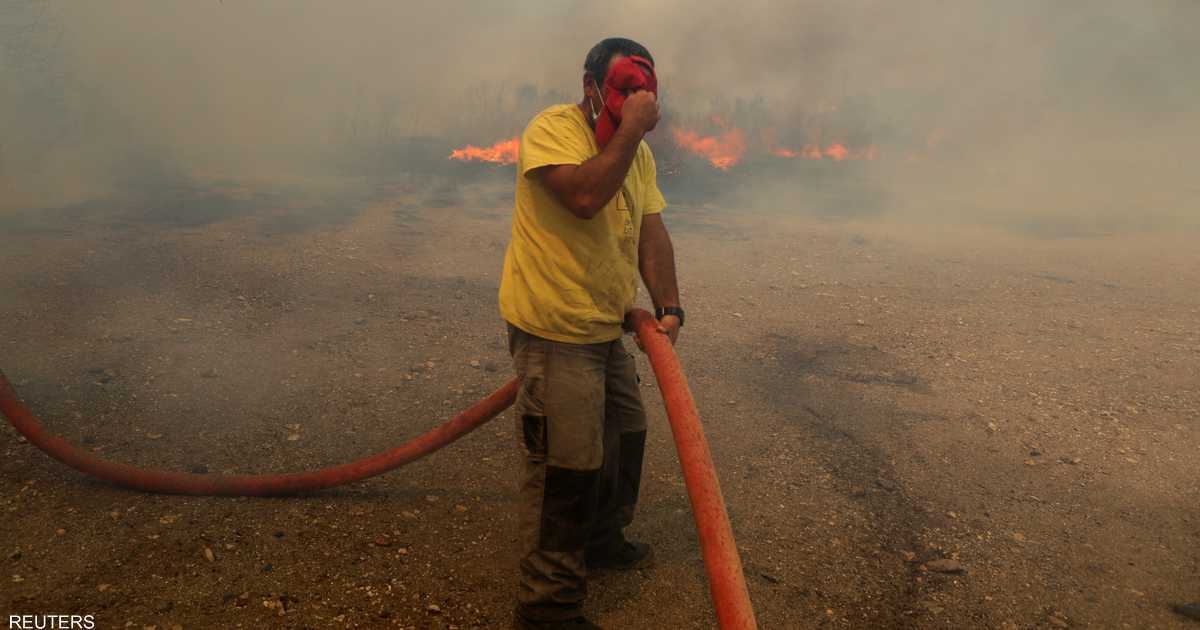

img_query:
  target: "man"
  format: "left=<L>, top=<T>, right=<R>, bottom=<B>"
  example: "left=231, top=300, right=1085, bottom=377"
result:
left=498, top=37, right=683, bottom=630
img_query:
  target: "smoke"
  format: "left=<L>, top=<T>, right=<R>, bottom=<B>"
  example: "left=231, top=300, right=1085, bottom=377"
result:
left=2, top=0, right=1196, bottom=232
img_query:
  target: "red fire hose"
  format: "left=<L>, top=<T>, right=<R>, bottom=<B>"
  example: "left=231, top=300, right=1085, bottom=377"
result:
left=626, top=310, right=758, bottom=630
left=0, top=371, right=519, bottom=496
left=0, top=308, right=757, bottom=628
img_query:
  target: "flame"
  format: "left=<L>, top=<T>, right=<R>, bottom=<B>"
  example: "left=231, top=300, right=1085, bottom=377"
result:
left=449, top=137, right=519, bottom=165
left=774, top=139, right=877, bottom=162
left=672, top=127, right=747, bottom=171
left=824, top=143, right=849, bottom=161
left=760, top=127, right=876, bottom=163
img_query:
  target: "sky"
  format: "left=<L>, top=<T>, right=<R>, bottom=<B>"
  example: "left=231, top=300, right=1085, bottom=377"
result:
left=2, top=0, right=1196, bottom=231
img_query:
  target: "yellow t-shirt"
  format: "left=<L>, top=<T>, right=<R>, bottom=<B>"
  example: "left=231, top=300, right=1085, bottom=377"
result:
left=499, top=104, right=667, bottom=344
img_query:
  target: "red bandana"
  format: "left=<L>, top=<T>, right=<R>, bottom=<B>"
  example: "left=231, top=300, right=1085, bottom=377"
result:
left=593, top=55, right=657, bottom=149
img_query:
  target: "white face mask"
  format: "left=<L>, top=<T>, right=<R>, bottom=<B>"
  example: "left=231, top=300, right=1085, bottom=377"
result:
left=589, top=78, right=606, bottom=121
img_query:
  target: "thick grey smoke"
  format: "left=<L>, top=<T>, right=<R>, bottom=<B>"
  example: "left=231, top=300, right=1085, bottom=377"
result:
left=2, top=0, right=1196, bottom=231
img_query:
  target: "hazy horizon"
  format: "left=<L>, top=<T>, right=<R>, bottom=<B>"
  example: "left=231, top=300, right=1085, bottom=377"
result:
left=3, top=1, right=1196, bottom=234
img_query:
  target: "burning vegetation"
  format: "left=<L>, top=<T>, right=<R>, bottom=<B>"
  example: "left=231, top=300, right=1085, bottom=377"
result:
left=448, top=137, right=520, bottom=165
left=449, top=106, right=889, bottom=173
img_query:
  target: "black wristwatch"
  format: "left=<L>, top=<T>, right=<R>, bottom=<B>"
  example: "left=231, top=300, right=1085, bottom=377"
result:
left=655, top=306, right=685, bottom=328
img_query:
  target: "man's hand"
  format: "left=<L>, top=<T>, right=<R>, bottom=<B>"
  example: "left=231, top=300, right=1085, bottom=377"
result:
left=536, top=94, right=656, bottom=220
left=621, top=90, right=660, bottom=135
left=631, top=314, right=680, bottom=353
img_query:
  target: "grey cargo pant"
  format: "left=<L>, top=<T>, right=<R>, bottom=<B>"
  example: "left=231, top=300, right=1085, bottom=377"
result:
left=507, top=323, right=648, bottom=622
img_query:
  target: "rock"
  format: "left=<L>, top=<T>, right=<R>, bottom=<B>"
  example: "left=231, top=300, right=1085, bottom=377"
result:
left=759, top=571, right=781, bottom=584
left=425, top=495, right=439, bottom=503
left=483, top=361, right=499, bottom=373
left=189, top=464, right=209, bottom=474
left=55, top=528, right=66, bottom=536
left=469, top=360, right=481, bottom=368
left=373, top=535, right=392, bottom=547
left=454, top=504, right=469, bottom=513
left=900, top=551, right=917, bottom=562
left=203, top=547, right=215, bottom=562
left=924, top=558, right=964, bottom=574
left=1012, top=532, right=1026, bottom=543
left=427, top=604, right=442, bottom=614
left=354, top=318, right=367, bottom=325
left=146, top=433, right=163, bottom=440
left=201, top=369, right=219, bottom=379
left=849, top=486, right=867, bottom=498
left=854, top=319, right=867, bottom=326
left=1047, top=612, right=1070, bottom=628
left=97, top=583, right=111, bottom=592
left=286, top=433, right=301, bottom=442
left=1174, top=603, right=1200, bottom=621
left=875, top=478, right=898, bottom=491
left=261, top=563, right=273, bottom=572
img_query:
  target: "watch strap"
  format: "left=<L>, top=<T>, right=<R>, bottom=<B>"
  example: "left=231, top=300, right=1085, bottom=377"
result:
left=655, top=306, right=685, bottom=327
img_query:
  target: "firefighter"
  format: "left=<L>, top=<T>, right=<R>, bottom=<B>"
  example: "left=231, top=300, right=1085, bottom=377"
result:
left=499, top=37, right=683, bottom=630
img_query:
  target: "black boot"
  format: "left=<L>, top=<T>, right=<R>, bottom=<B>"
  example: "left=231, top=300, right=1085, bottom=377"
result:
left=1174, top=602, right=1200, bottom=621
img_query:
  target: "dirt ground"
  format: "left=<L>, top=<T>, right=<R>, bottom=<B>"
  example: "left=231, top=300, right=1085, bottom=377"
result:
left=1, top=176, right=1197, bottom=629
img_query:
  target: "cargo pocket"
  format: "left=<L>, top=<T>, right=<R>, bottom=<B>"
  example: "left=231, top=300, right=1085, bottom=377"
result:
left=522, top=414, right=548, bottom=461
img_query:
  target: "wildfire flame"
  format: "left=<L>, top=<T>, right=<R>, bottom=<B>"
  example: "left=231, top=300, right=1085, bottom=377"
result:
left=673, top=124, right=879, bottom=169
left=824, top=143, right=849, bottom=161
left=671, top=127, right=747, bottom=171
left=449, top=137, right=519, bottom=165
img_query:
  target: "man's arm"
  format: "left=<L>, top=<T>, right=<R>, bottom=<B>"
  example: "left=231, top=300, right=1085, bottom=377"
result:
left=636, top=212, right=681, bottom=345
left=536, top=92, right=659, bottom=220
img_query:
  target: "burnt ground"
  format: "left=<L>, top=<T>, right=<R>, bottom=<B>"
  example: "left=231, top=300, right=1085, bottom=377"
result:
left=1, top=176, right=1197, bottom=629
